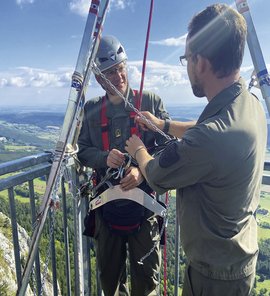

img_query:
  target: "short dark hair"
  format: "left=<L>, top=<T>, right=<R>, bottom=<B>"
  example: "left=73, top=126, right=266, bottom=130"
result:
left=187, top=4, right=247, bottom=78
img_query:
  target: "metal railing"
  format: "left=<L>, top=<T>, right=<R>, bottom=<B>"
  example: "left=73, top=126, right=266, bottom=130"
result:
left=0, top=153, right=269, bottom=295
left=0, top=152, right=97, bottom=296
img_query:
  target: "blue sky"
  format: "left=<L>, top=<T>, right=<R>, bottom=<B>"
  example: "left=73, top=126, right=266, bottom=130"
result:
left=0, top=0, right=269, bottom=109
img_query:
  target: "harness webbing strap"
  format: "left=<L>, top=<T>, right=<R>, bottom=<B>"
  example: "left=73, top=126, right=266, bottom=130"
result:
left=101, top=90, right=141, bottom=151
left=101, top=97, right=109, bottom=151
left=130, top=90, right=141, bottom=137
left=90, top=185, right=167, bottom=217
left=139, top=0, right=154, bottom=108
left=109, top=223, right=140, bottom=231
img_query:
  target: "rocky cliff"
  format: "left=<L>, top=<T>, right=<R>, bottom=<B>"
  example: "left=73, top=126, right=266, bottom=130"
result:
left=0, top=212, right=58, bottom=295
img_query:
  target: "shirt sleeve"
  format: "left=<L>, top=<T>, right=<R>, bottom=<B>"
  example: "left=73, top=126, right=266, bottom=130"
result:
left=77, top=102, right=109, bottom=169
left=151, top=92, right=171, bottom=145
left=145, top=126, right=214, bottom=194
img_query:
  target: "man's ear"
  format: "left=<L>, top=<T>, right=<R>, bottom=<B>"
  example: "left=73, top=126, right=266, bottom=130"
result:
left=197, top=54, right=211, bottom=74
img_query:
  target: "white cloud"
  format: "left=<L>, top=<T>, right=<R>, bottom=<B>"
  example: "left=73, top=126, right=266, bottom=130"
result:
left=150, top=34, right=187, bottom=47
left=0, top=62, right=188, bottom=91
left=111, top=0, right=134, bottom=10
left=0, top=62, right=266, bottom=107
left=69, top=0, right=90, bottom=17
left=0, top=78, right=8, bottom=88
left=0, top=67, right=73, bottom=89
left=16, top=0, right=34, bottom=6
left=240, top=65, right=254, bottom=73
left=0, top=62, right=190, bottom=106
left=128, top=60, right=188, bottom=91
left=69, top=0, right=134, bottom=17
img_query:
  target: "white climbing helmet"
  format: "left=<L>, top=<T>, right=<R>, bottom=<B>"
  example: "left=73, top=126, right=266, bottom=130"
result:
left=95, top=35, right=127, bottom=72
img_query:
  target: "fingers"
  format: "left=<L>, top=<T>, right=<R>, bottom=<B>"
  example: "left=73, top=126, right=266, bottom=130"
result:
left=125, top=135, right=145, bottom=158
left=119, top=177, right=134, bottom=191
left=135, top=115, right=149, bottom=131
left=107, top=149, right=125, bottom=168
left=135, top=111, right=159, bottom=132
left=120, top=167, right=143, bottom=191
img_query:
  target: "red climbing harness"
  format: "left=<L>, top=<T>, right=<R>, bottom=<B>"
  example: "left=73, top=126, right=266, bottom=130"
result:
left=101, top=90, right=141, bottom=151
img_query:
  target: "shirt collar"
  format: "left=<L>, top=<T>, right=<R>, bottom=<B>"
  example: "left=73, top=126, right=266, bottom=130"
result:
left=197, top=77, right=246, bottom=124
left=105, top=85, right=134, bottom=117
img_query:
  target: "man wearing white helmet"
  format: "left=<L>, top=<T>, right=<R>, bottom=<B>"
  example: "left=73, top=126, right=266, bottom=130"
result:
left=77, top=35, right=170, bottom=295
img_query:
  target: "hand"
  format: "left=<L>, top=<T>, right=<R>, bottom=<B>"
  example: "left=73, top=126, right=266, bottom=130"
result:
left=135, top=111, right=163, bottom=131
left=120, top=166, right=144, bottom=191
left=125, top=135, right=146, bottom=159
left=106, top=149, right=125, bottom=168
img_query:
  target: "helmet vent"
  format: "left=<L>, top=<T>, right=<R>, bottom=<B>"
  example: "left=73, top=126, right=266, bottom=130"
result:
left=99, top=57, right=109, bottom=63
left=117, top=46, right=124, bottom=55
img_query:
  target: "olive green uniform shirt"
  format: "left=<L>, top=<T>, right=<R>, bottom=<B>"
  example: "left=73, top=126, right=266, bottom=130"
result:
left=145, top=78, right=267, bottom=280
left=77, top=87, right=169, bottom=295
left=77, top=87, right=169, bottom=171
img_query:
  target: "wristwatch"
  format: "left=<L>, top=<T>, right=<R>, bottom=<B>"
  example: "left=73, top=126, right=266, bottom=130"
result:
left=163, top=119, right=170, bottom=134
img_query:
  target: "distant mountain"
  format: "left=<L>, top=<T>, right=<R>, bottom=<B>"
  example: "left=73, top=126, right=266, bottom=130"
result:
left=0, top=112, right=64, bottom=128
left=0, top=104, right=66, bottom=114
left=0, top=105, right=269, bottom=148
left=0, top=105, right=201, bottom=129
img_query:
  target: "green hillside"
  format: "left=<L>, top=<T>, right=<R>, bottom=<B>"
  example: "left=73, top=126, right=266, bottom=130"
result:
left=0, top=120, right=57, bottom=162
left=0, top=121, right=56, bottom=147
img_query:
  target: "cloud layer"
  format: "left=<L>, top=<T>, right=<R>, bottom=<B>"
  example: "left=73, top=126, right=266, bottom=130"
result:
left=16, top=0, right=34, bottom=5
left=150, top=34, right=187, bottom=47
left=0, top=61, right=263, bottom=107
left=0, top=61, right=192, bottom=106
left=69, top=0, right=134, bottom=17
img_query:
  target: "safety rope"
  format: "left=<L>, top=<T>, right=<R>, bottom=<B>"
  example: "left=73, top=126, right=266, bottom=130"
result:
left=163, top=191, right=169, bottom=296
left=138, top=0, right=154, bottom=107
left=91, top=2, right=173, bottom=293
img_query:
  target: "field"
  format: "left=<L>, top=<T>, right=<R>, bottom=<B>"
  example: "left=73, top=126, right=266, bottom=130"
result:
left=0, top=118, right=58, bottom=163
left=257, top=191, right=270, bottom=240
left=256, top=277, right=270, bottom=294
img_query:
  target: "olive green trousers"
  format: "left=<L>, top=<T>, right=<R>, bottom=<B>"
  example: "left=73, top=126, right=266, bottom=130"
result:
left=182, top=264, right=255, bottom=296
left=94, top=211, right=161, bottom=296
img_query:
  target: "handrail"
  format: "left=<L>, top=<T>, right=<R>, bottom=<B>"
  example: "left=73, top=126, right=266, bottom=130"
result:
left=0, top=152, right=93, bottom=295
left=0, top=164, right=51, bottom=191
left=0, top=152, right=53, bottom=176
